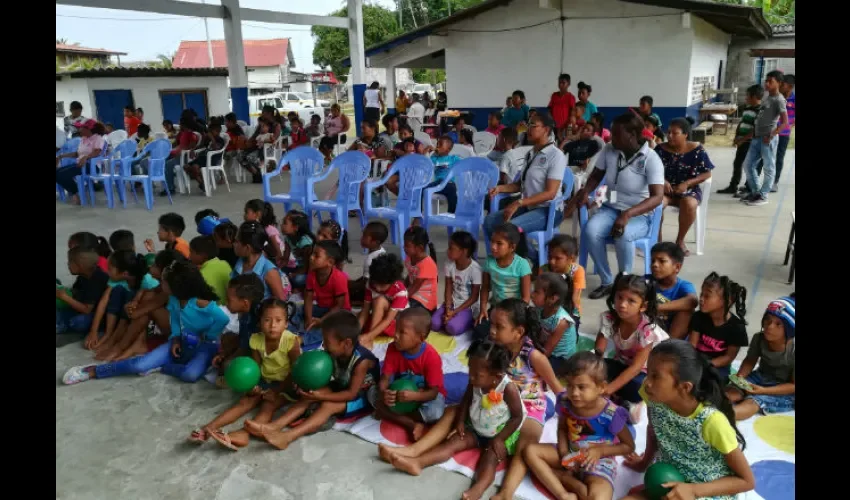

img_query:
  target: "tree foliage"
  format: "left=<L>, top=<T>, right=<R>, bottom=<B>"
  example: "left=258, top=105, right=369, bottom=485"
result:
left=712, top=0, right=794, bottom=24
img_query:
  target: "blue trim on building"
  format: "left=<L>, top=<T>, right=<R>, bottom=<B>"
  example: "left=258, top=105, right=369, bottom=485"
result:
left=454, top=106, right=701, bottom=132
left=230, top=87, right=249, bottom=123
left=353, top=84, right=366, bottom=135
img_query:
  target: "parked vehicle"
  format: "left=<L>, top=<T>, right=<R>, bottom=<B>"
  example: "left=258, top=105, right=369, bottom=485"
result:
left=277, top=91, right=331, bottom=112
left=235, top=94, right=324, bottom=127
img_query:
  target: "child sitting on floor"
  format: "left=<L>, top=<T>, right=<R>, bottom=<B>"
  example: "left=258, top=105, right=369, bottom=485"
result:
left=244, top=199, right=284, bottom=261
left=212, top=274, right=266, bottom=386
left=232, top=221, right=291, bottom=301
left=56, top=246, right=109, bottom=335
left=540, top=234, right=585, bottom=332
left=88, top=250, right=147, bottom=354
left=246, top=311, right=381, bottom=450
left=623, top=339, right=755, bottom=500
left=403, top=227, right=439, bottom=314
left=389, top=340, right=524, bottom=500
left=688, top=272, right=749, bottom=383
left=68, top=231, right=111, bottom=272
left=432, top=231, right=481, bottom=336
left=189, top=236, right=233, bottom=305
left=532, top=273, right=577, bottom=374
left=725, top=296, right=794, bottom=421
left=524, top=352, right=635, bottom=500
left=213, top=221, right=239, bottom=268
left=280, top=210, right=316, bottom=290
left=372, top=308, right=446, bottom=441
left=594, top=273, right=669, bottom=423
left=316, top=219, right=349, bottom=272
left=194, top=299, right=301, bottom=451
left=349, top=221, right=388, bottom=305
left=650, top=242, right=698, bottom=339
left=302, top=241, right=351, bottom=347
left=145, top=212, right=189, bottom=259
left=358, top=253, right=409, bottom=347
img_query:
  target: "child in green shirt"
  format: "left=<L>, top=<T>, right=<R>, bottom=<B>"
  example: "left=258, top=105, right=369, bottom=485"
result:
left=718, top=85, right=763, bottom=194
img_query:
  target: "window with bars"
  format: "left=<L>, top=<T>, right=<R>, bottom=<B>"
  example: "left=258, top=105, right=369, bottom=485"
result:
left=753, top=58, right=778, bottom=82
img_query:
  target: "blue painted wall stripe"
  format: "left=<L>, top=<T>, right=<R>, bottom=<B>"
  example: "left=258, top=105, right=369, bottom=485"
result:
left=230, top=87, right=249, bottom=123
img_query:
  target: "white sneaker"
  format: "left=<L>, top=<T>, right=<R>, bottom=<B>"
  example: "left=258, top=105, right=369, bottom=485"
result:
left=139, top=367, right=162, bottom=377
left=62, top=365, right=93, bottom=385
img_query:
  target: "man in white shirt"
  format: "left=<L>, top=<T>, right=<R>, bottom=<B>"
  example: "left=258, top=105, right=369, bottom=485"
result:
left=407, top=94, right=426, bottom=129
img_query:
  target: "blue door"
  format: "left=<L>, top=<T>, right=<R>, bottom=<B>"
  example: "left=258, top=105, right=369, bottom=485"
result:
left=160, top=93, right=184, bottom=125
left=93, top=89, right=134, bottom=130
left=184, top=92, right=207, bottom=120
left=159, top=90, right=208, bottom=124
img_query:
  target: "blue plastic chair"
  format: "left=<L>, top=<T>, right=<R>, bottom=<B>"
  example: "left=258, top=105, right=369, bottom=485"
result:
left=56, top=138, right=81, bottom=202
left=116, top=139, right=174, bottom=210
left=305, top=150, right=371, bottom=235
left=364, top=154, right=433, bottom=259
left=85, top=139, right=136, bottom=208
left=526, top=168, right=575, bottom=264
left=423, top=157, right=499, bottom=241
left=74, top=144, right=112, bottom=207
left=263, top=147, right=325, bottom=225
left=578, top=189, right=662, bottom=277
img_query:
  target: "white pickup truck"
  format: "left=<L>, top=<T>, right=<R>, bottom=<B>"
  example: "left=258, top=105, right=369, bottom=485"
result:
left=232, top=94, right=324, bottom=127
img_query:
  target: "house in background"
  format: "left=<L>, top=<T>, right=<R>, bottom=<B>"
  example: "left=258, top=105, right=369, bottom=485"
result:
left=56, top=43, right=127, bottom=67
left=726, top=23, right=795, bottom=104
left=343, top=0, right=770, bottom=130
left=56, top=67, right=230, bottom=132
left=173, top=38, right=306, bottom=95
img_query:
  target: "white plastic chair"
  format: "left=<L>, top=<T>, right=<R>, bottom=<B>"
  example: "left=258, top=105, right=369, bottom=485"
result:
left=472, top=131, right=497, bottom=156
left=666, top=177, right=712, bottom=256
left=414, top=131, right=433, bottom=148
left=201, top=134, right=231, bottom=197
left=450, top=144, right=473, bottom=159
left=176, top=131, right=204, bottom=194
left=107, top=130, right=128, bottom=148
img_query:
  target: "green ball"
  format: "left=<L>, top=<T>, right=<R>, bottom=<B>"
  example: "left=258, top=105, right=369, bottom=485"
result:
left=292, top=350, right=334, bottom=391
left=145, top=253, right=156, bottom=268
left=56, top=287, right=73, bottom=310
left=644, top=462, right=685, bottom=500
left=389, top=378, right=421, bottom=414
left=224, top=356, right=261, bottom=393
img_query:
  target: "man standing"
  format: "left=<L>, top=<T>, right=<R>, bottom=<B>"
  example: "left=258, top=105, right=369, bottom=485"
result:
left=773, top=74, right=795, bottom=192
left=63, top=101, right=86, bottom=138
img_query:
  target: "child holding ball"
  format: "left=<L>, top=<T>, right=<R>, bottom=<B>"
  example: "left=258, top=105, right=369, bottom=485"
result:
left=192, top=299, right=301, bottom=450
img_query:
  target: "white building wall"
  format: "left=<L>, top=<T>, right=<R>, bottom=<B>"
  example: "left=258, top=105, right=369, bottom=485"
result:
left=56, top=75, right=230, bottom=133
left=246, top=65, right=284, bottom=89
left=687, top=16, right=731, bottom=105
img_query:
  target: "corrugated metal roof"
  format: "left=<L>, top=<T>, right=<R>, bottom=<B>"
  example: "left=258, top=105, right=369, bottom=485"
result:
left=56, top=67, right=229, bottom=79
left=771, top=23, right=795, bottom=36
left=172, top=39, right=290, bottom=69
left=56, top=43, right=127, bottom=56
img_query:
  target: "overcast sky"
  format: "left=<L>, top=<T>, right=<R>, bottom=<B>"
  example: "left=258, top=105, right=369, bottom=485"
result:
left=56, top=0, right=397, bottom=72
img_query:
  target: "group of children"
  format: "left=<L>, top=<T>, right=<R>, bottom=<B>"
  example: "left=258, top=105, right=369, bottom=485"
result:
left=57, top=195, right=794, bottom=499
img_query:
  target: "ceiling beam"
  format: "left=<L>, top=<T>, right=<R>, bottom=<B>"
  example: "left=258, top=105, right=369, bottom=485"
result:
left=239, top=8, right=349, bottom=29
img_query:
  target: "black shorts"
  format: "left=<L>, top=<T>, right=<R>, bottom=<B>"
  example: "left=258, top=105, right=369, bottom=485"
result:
left=365, top=107, right=381, bottom=122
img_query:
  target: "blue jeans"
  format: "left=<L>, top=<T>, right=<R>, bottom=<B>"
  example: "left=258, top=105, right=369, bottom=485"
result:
left=775, top=134, right=790, bottom=183
left=744, top=136, right=778, bottom=198
left=584, top=205, right=652, bottom=286
left=56, top=308, right=93, bottom=334
left=484, top=205, right=564, bottom=256
left=742, top=372, right=795, bottom=414
left=299, top=305, right=330, bottom=348
left=94, top=340, right=218, bottom=383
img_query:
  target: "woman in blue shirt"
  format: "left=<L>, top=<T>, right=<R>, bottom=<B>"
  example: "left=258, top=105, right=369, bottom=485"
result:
left=62, top=260, right=230, bottom=385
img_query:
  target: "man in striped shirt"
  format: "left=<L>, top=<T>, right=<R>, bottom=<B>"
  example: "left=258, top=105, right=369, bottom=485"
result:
left=774, top=74, right=795, bottom=192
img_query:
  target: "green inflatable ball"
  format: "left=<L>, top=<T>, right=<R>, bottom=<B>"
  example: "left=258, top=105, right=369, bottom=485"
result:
left=644, top=462, right=685, bottom=500
left=56, top=287, right=73, bottom=310
left=292, top=350, right=333, bottom=391
left=225, top=356, right=261, bottom=393
left=389, top=378, right=421, bottom=414
left=145, top=253, right=156, bottom=268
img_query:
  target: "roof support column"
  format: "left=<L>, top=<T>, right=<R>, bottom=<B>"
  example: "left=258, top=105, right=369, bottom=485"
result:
left=348, top=0, right=367, bottom=133
left=385, top=67, right=397, bottom=116
left=221, top=0, right=249, bottom=122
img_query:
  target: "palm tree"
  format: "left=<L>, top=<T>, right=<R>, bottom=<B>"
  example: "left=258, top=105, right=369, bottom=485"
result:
left=56, top=38, right=68, bottom=45
left=155, top=53, right=173, bottom=68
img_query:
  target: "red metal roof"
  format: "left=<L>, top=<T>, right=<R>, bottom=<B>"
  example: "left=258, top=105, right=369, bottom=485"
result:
left=172, top=38, right=289, bottom=69
left=56, top=43, right=127, bottom=56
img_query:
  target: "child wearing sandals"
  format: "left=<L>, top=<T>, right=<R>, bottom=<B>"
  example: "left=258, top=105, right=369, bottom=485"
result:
left=63, top=260, right=230, bottom=385
left=524, top=352, right=635, bottom=500
left=211, top=274, right=266, bottom=387
left=725, top=296, right=795, bottom=421
left=245, top=311, right=380, bottom=450
left=191, top=299, right=301, bottom=450
left=389, top=340, right=526, bottom=500
left=594, top=274, right=669, bottom=424
left=623, top=339, right=755, bottom=500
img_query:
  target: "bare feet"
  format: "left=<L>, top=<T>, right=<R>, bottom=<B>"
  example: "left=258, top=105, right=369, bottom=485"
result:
left=676, top=241, right=691, bottom=257
left=262, top=428, right=293, bottom=450
left=461, top=483, right=487, bottom=500
left=244, top=419, right=273, bottom=436
left=378, top=443, right=399, bottom=463
left=490, top=493, right=508, bottom=500
left=390, top=454, right=423, bottom=476
left=411, top=423, right=426, bottom=442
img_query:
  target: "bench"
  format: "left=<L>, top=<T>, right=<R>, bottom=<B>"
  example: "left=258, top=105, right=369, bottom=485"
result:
left=692, top=121, right=714, bottom=143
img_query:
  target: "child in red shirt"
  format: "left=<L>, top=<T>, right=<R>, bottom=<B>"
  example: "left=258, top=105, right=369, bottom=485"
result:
left=123, top=106, right=141, bottom=136
left=303, top=241, right=350, bottom=346
left=289, top=117, right=309, bottom=149
left=358, top=253, right=408, bottom=347
left=403, top=227, right=439, bottom=313
left=369, top=308, right=446, bottom=440
left=547, top=73, right=576, bottom=141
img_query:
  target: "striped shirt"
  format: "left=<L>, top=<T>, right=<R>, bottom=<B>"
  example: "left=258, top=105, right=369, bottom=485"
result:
left=780, top=91, right=795, bottom=136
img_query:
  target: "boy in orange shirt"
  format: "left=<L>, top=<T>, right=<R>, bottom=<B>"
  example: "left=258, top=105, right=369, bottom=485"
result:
left=144, top=212, right=190, bottom=258
left=124, top=106, right=141, bottom=136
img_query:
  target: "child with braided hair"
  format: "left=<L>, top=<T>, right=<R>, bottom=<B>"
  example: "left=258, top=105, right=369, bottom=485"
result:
left=316, top=218, right=349, bottom=271
left=688, top=272, right=749, bottom=382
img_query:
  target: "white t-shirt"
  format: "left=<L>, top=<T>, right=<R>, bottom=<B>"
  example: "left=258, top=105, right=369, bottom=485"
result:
left=445, top=260, right=483, bottom=315
left=408, top=102, right=425, bottom=122
left=363, top=246, right=387, bottom=279
left=365, top=89, right=381, bottom=109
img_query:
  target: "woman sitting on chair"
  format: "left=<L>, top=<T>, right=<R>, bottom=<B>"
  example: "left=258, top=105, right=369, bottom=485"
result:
left=563, top=112, right=664, bottom=300
left=655, top=117, right=714, bottom=256
left=55, top=119, right=107, bottom=205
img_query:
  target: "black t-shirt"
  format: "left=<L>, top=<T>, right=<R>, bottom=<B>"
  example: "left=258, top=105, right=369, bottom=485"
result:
left=689, top=311, right=749, bottom=359
left=218, top=247, right=238, bottom=269
left=71, top=267, right=110, bottom=306
left=563, top=138, right=601, bottom=166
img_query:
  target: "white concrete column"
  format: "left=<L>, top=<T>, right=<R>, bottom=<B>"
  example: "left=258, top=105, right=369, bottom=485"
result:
left=348, top=0, right=367, bottom=131
left=221, top=0, right=250, bottom=122
left=386, top=66, right=397, bottom=114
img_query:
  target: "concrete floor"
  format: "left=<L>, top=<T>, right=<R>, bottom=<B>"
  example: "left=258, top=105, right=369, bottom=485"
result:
left=56, top=146, right=795, bottom=500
